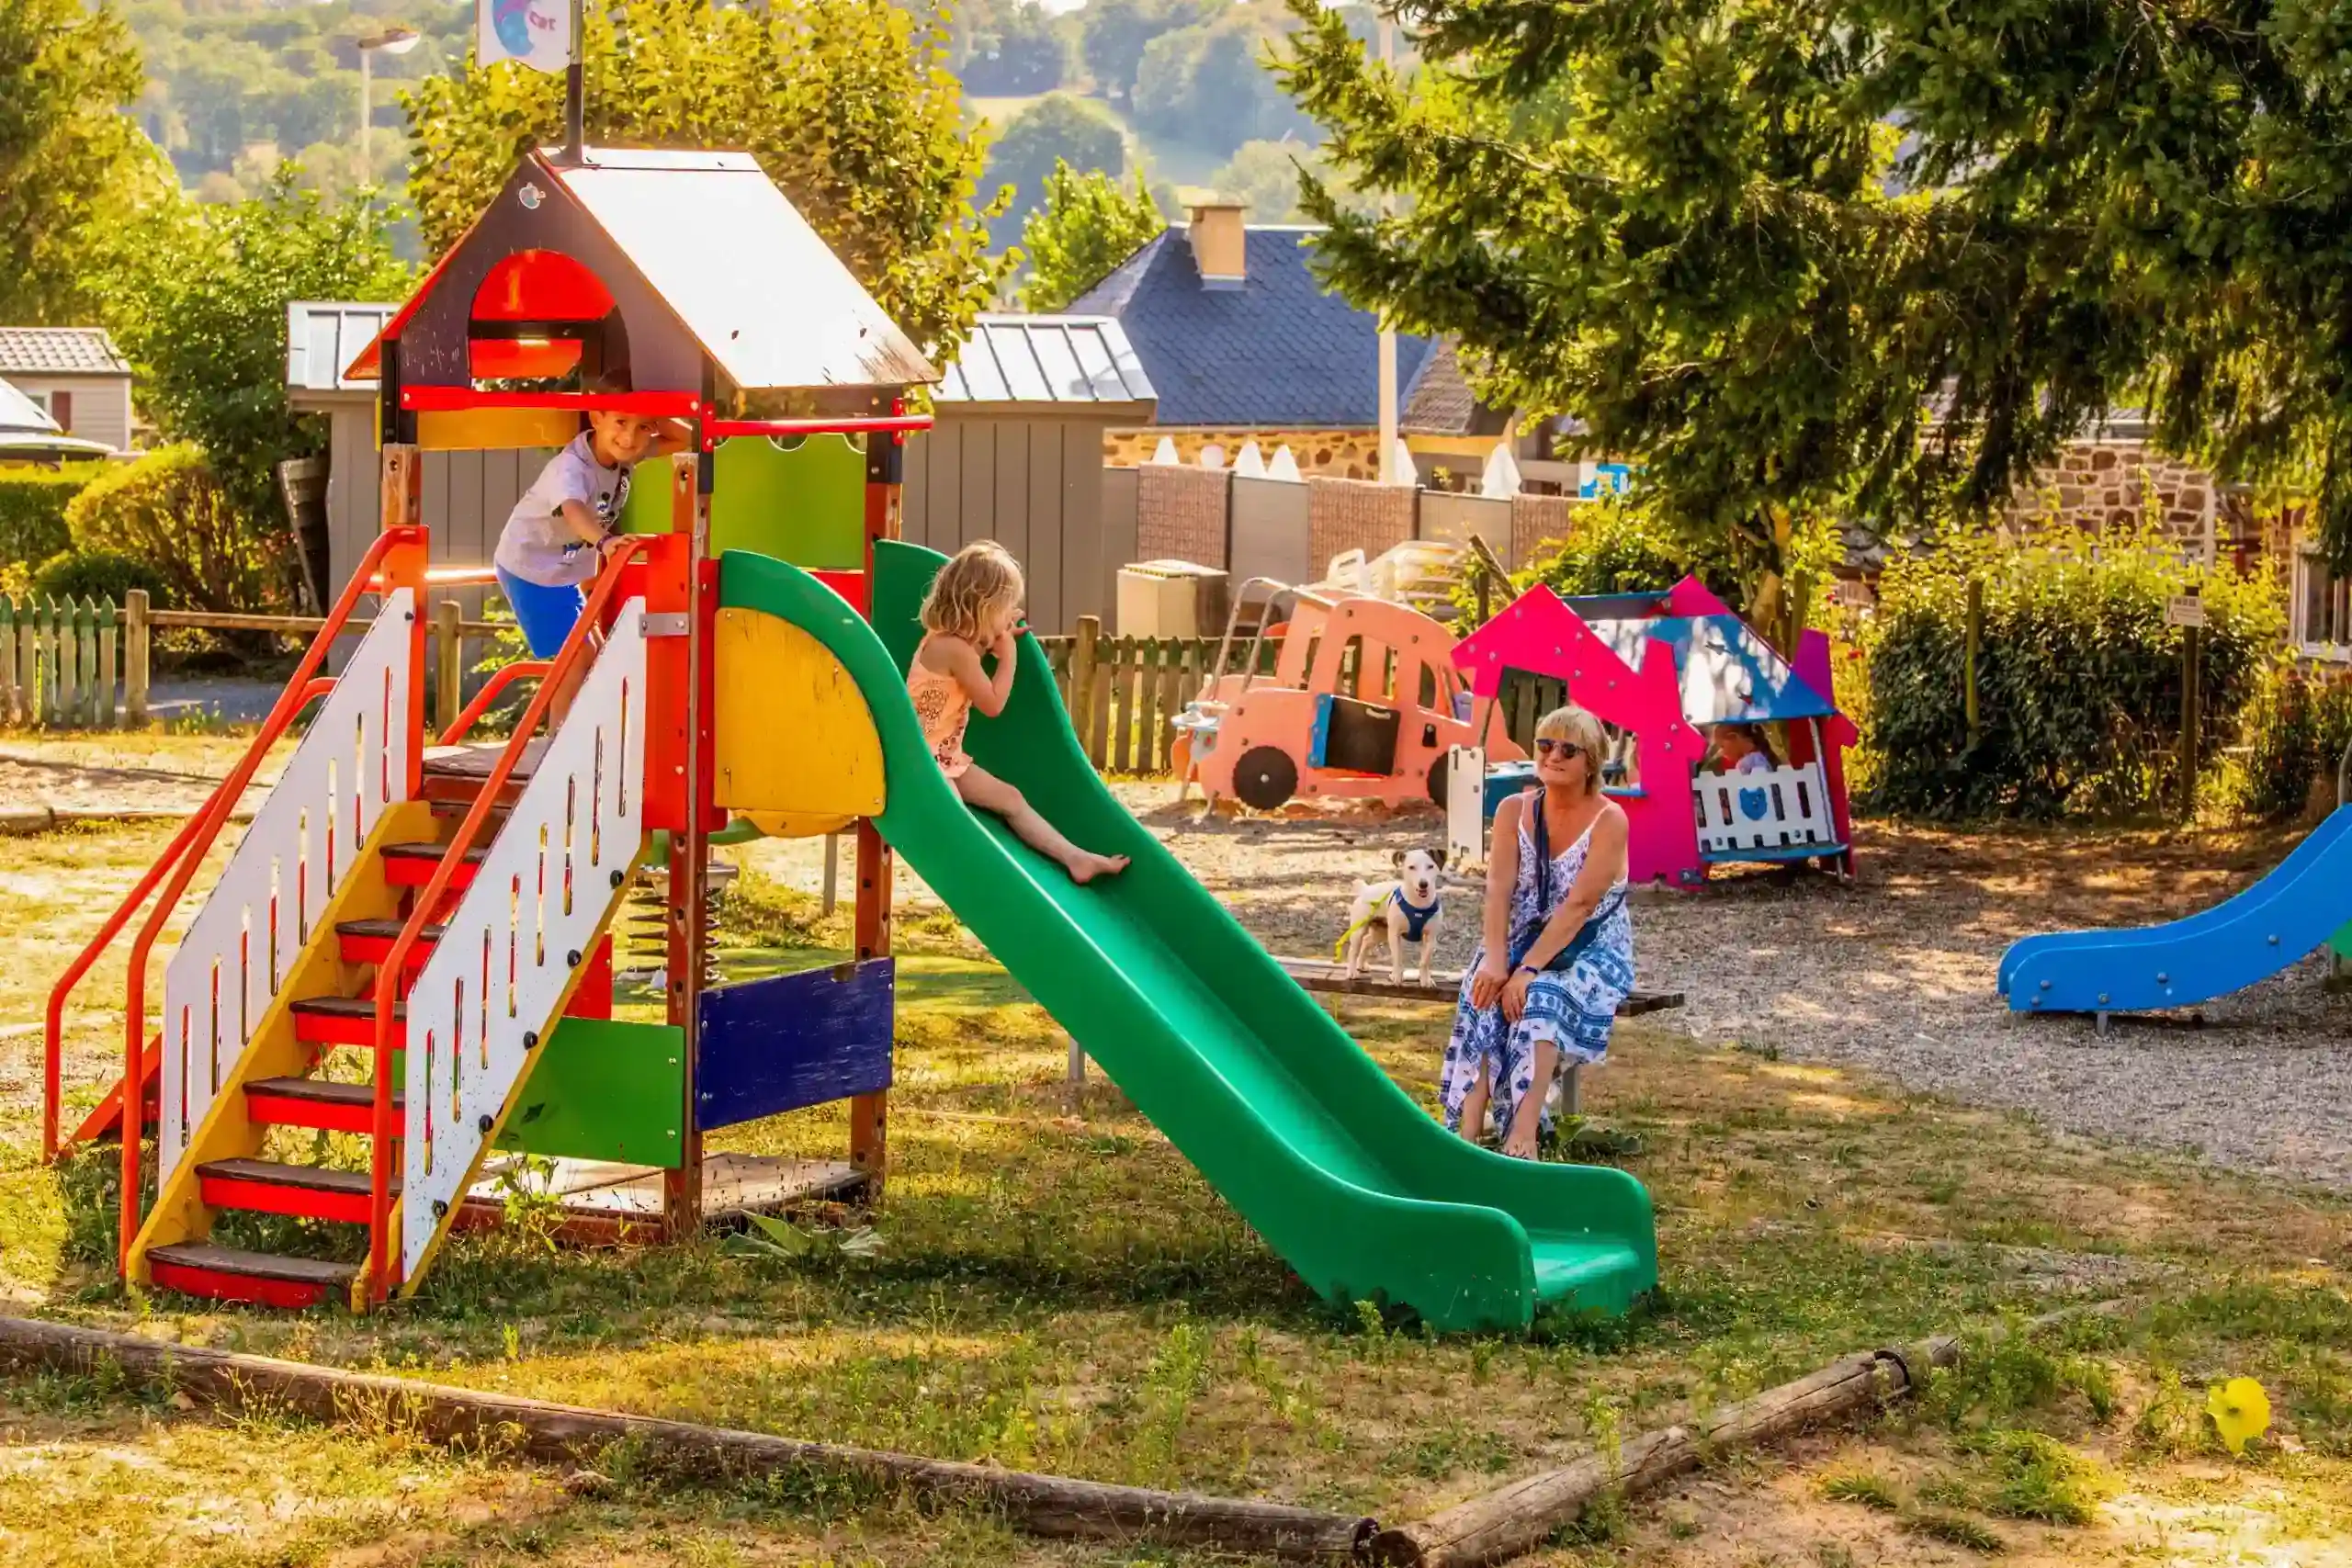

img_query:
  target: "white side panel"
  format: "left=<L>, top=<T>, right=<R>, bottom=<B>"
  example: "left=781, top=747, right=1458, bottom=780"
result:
left=159, top=590, right=414, bottom=1179
left=1691, top=761, right=1837, bottom=855
left=401, top=601, right=648, bottom=1280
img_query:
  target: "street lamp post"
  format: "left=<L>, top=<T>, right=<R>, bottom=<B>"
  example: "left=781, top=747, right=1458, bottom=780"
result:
left=356, top=27, right=423, bottom=183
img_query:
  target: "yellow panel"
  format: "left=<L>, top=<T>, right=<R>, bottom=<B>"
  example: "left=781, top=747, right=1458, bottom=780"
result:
left=418, top=406, right=582, bottom=451
left=714, top=607, right=888, bottom=818
left=1406, top=434, right=1508, bottom=459
left=740, top=809, right=857, bottom=840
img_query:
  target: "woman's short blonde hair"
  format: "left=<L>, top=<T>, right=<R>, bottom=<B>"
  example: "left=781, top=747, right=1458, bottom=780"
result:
left=919, top=541, right=1024, bottom=641
left=1534, top=704, right=1608, bottom=796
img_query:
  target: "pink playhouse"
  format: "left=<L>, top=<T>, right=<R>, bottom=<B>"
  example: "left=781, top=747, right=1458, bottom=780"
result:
left=1450, top=576, right=1857, bottom=887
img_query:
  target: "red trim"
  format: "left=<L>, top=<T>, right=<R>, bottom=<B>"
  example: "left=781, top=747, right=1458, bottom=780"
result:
left=399, top=387, right=702, bottom=415
left=699, top=414, right=932, bottom=449
left=198, top=1173, right=374, bottom=1225
left=337, top=929, right=438, bottom=969
left=148, top=1259, right=336, bottom=1309
left=246, top=1089, right=379, bottom=1136
left=384, top=855, right=478, bottom=891
left=295, top=1009, right=400, bottom=1050
left=564, top=935, right=614, bottom=1021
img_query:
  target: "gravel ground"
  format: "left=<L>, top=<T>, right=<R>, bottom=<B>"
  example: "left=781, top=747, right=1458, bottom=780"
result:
left=16, top=728, right=2348, bottom=1193
left=749, top=788, right=2352, bottom=1192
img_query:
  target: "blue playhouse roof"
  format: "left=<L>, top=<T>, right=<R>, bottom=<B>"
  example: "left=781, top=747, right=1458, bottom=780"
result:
left=1578, top=611, right=1839, bottom=726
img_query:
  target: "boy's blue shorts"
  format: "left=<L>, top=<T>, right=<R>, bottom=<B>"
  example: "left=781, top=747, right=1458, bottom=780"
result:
left=494, top=565, right=588, bottom=660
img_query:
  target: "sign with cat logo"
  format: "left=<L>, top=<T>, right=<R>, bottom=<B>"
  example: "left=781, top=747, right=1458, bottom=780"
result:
left=2165, top=594, right=2207, bottom=629
left=479, top=0, right=571, bottom=73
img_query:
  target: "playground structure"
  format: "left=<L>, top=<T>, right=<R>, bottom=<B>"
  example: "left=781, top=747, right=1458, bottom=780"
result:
left=1449, top=577, right=1857, bottom=886
left=1174, top=576, right=1522, bottom=810
left=40, top=144, right=1657, bottom=1331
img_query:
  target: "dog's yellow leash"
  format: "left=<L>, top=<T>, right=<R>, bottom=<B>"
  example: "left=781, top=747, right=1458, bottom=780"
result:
left=1332, top=896, right=1395, bottom=962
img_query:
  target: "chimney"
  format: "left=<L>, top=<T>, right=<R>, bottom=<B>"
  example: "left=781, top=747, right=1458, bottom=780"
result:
left=1187, top=199, right=1247, bottom=290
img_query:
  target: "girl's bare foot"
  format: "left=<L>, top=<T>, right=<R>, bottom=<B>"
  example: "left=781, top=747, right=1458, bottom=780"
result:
left=1501, top=1123, right=1542, bottom=1160
left=1069, top=852, right=1130, bottom=885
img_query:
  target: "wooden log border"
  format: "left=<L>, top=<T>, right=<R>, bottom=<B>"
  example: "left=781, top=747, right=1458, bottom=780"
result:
left=0, top=1315, right=1373, bottom=1562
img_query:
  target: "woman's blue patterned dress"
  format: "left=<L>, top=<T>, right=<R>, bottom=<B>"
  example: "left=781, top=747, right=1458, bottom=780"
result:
left=1440, top=794, right=1634, bottom=1142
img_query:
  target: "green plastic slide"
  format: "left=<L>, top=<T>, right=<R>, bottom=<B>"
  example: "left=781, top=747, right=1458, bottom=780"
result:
left=717, top=543, right=1658, bottom=1330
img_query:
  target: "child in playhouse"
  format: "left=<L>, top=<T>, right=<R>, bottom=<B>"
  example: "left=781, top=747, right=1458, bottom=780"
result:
left=1710, top=722, right=1779, bottom=774
left=1442, top=704, right=1635, bottom=1158
left=491, top=373, right=687, bottom=720
left=910, top=542, right=1130, bottom=885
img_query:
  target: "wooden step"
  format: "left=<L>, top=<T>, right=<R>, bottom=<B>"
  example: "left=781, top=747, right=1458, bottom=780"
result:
left=147, top=1241, right=356, bottom=1310
left=335, top=918, right=445, bottom=968
left=196, top=1157, right=390, bottom=1225
left=291, top=995, right=404, bottom=1049
left=419, top=740, right=544, bottom=808
left=382, top=841, right=488, bottom=891
left=245, top=1076, right=402, bottom=1134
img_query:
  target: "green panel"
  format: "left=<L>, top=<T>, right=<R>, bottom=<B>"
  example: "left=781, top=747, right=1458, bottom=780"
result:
left=620, top=438, right=865, bottom=568
left=2333, top=921, right=2352, bottom=961
left=495, top=1017, right=685, bottom=1167
left=714, top=545, right=1658, bottom=1332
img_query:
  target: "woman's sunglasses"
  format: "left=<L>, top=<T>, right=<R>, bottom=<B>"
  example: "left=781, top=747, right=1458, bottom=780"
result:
left=1534, top=739, right=1587, bottom=760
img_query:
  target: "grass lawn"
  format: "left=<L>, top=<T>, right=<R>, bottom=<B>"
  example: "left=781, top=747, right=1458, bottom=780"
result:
left=0, top=824, right=2346, bottom=1565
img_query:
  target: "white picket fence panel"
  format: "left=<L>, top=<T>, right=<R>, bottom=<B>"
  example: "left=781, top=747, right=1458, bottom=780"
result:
left=1692, top=760, right=1837, bottom=856
left=401, top=599, right=648, bottom=1280
left=159, top=589, right=415, bottom=1178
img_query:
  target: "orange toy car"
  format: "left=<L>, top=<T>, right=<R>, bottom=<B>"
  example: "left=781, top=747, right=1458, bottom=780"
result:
left=1174, top=582, right=1521, bottom=810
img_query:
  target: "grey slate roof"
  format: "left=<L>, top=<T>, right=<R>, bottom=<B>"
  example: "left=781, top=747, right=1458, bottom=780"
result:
left=1068, top=226, right=1437, bottom=428
left=287, top=301, right=399, bottom=393
left=0, top=327, right=130, bottom=378
left=937, top=315, right=1156, bottom=412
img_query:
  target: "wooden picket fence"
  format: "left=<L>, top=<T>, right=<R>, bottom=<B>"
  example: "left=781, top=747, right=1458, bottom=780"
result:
left=1035, top=618, right=1283, bottom=776
left=0, top=589, right=503, bottom=732
left=0, top=593, right=129, bottom=727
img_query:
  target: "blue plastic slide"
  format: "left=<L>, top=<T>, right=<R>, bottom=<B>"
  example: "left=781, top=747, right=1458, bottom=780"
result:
left=2000, top=805, right=2352, bottom=1013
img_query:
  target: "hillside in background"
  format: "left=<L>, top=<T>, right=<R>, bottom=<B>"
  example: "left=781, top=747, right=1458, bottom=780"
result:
left=118, top=0, right=1385, bottom=259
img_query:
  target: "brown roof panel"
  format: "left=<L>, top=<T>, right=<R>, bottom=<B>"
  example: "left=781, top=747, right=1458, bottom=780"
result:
left=0, top=327, right=130, bottom=377
left=548, top=149, right=937, bottom=393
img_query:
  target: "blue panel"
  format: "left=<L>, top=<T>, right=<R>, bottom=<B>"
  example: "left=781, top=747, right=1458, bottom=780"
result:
left=697, top=957, right=895, bottom=1129
left=1308, top=693, right=1335, bottom=770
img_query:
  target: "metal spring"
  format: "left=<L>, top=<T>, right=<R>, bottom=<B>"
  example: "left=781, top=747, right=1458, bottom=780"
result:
left=616, top=860, right=734, bottom=987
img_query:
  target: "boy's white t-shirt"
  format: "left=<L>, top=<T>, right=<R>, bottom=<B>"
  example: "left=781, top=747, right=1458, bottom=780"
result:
left=494, top=433, right=633, bottom=587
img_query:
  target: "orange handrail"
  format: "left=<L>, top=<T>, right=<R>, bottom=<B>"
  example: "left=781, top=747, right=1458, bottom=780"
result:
left=44, top=668, right=340, bottom=1164
left=435, top=660, right=551, bottom=746
left=117, top=526, right=426, bottom=1273
left=366, top=538, right=650, bottom=1300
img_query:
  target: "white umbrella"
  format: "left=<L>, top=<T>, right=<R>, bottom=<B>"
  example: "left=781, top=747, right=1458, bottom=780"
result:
left=1149, top=436, right=1180, bottom=465
left=1233, top=440, right=1267, bottom=479
left=1267, top=446, right=1304, bottom=482
left=1389, top=439, right=1419, bottom=487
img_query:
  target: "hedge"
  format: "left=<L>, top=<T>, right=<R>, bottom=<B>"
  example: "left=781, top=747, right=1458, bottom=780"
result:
left=64, top=444, right=297, bottom=614
left=0, top=465, right=107, bottom=572
left=1860, top=531, right=2283, bottom=819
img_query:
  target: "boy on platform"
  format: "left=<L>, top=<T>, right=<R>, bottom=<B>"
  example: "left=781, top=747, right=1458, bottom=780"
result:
left=492, top=375, right=686, bottom=721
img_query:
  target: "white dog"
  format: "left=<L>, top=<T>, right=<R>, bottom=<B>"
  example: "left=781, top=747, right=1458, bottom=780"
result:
left=1340, top=849, right=1447, bottom=986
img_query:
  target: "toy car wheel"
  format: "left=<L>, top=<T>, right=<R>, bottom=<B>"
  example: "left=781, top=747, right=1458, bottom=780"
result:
left=1232, top=746, right=1297, bottom=810
left=1425, top=752, right=1449, bottom=807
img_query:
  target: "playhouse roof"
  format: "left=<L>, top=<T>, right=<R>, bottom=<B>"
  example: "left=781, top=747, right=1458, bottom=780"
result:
left=348, top=147, right=935, bottom=395
left=1577, top=609, right=1840, bottom=726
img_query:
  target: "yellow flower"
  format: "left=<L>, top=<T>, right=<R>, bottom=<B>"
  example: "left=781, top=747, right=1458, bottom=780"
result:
left=2207, top=1377, right=2272, bottom=1457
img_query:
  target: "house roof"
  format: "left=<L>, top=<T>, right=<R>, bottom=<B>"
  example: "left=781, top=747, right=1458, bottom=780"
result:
left=1067, top=226, right=1438, bottom=427
left=287, top=302, right=399, bottom=395
left=349, top=146, right=936, bottom=395
left=938, top=315, right=1156, bottom=413
left=0, top=328, right=130, bottom=378
left=1398, top=338, right=1514, bottom=437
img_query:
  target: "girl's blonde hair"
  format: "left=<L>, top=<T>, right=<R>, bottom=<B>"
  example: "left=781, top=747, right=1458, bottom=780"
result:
left=1534, top=704, right=1608, bottom=796
left=920, top=541, right=1024, bottom=640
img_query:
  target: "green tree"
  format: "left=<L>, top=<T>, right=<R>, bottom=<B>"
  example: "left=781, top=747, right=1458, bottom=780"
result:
left=0, top=0, right=170, bottom=324
left=958, top=0, right=1068, bottom=95
left=404, top=0, right=1005, bottom=355
left=1281, top=0, right=2150, bottom=632
left=100, top=171, right=412, bottom=548
left=1017, top=162, right=1164, bottom=310
left=1208, top=138, right=1380, bottom=224
left=1132, top=1, right=1313, bottom=160
left=1080, top=0, right=1216, bottom=102
left=984, top=92, right=1128, bottom=245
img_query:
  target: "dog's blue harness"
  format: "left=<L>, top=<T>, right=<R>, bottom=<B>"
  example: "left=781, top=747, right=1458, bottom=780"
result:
left=1393, top=888, right=1442, bottom=942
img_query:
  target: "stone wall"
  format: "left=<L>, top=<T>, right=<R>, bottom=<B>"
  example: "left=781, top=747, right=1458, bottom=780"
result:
left=2005, top=440, right=2216, bottom=555
left=1104, top=427, right=1385, bottom=480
